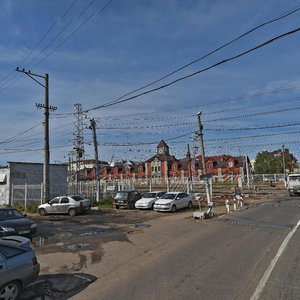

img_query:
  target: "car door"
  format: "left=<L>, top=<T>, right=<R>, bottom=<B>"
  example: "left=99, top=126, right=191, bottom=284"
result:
left=59, top=197, right=70, bottom=214
left=0, top=254, right=7, bottom=284
left=173, top=193, right=181, bottom=209
left=181, top=193, right=190, bottom=208
left=47, top=197, right=61, bottom=213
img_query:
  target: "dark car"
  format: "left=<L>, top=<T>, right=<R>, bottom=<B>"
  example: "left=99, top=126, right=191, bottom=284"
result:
left=113, top=190, right=142, bottom=209
left=0, top=235, right=40, bottom=299
left=0, top=208, right=37, bottom=238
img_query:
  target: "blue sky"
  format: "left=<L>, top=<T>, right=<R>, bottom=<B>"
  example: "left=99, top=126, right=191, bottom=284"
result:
left=0, top=0, right=300, bottom=165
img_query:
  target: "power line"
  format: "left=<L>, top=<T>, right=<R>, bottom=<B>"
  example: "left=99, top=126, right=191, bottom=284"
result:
left=0, top=0, right=114, bottom=94
left=92, top=5, right=300, bottom=105
left=0, top=0, right=78, bottom=92
left=84, top=27, right=300, bottom=112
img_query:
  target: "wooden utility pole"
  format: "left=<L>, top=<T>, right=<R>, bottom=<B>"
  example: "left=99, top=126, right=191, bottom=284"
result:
left=89, top=118, right=101, bottom=203
left=16, top=68, right=56, bottom=203
left=197, top=111, right=211, bottom=204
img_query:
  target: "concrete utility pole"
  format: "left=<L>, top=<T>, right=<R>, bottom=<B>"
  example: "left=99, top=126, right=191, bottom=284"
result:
left=197, top=111, right=211, bottom=204
left=244, top=155, right=250, bottom=189
left=282, top=144, right=287, bottom=184
left=16, top=68, right=56, bottom=203
left=89, top=118, right=101, bottom=203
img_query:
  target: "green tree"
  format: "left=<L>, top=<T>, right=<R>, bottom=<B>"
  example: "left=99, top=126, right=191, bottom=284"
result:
left=254, top=151, right=293, bottom=174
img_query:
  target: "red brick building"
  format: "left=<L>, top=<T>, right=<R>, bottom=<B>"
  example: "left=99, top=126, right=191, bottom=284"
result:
left=79, top=140, right=250, bottom=182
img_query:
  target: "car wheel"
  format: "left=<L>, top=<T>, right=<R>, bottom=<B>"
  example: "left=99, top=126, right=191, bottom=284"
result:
left=0, top=281, right=21, bottom=300
left=39, top=208, right=47, bottom=216
left=171, top=205, right=177, bottom=213
left=151, top=203, right=155, bottom=210
left=68, top=208, right=76, bottom=216
left=188, top=201, right=192, bottom=209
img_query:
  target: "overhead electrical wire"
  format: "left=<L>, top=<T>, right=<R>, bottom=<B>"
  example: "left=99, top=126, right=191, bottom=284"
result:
left=0, top=0, right=78, bottom=92
left=105, top=5, right=300, bottom=103
left=0, top=0, right=114, bottom=94
left=97, top=104, right=300, bottom=130
left=51, top=5, right=300, bottom=116
left=90, top=95, right=300, bottom=127
left=30, top=0, right=114, bottom=70
left=206, top=121, right=300, bottom=131
left=83, top=27, right=300, bottom=112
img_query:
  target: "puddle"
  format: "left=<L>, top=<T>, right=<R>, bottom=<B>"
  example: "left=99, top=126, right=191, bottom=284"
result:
left=79, top=230, right=107, bottom=236
left=135, top=224, right=151, bottom=229
left=66, top=243, right=91, bottom=251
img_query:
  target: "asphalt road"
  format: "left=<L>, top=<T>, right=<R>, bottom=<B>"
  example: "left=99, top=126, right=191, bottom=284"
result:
left=24, top=192, right=300, bottom=300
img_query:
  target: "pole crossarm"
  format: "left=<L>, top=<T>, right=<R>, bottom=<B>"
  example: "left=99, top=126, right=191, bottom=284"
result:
left=16, top=67, right=46, bottom=87
left=15, top=67, right=52, bottom=203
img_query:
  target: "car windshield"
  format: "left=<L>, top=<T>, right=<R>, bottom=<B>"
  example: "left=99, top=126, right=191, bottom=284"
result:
left=72, top=195, right=84, bottom=201
left=115, top=192, right=128, bottom=200
left=0, top=209, right=24, bottom=221
left=289, top=175, right=300, bottom=182
left=144, top=193, right=157, bottom=198
left=161, top=194, right=176, bottom=200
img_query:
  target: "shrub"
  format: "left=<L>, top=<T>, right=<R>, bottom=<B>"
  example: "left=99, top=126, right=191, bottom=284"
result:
left=11, top=203, right=39, bottom=214
left=97, top=197, right=114, bottom=208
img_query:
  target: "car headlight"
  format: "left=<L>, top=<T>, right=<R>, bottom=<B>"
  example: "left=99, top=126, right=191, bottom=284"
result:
left=30, top=223, right=37, bottom=229
left=0, top=226, right=15, bottom=232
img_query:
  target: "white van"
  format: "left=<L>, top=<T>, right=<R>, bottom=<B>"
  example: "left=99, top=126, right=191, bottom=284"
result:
left=287, top=174, right=300, bottom=196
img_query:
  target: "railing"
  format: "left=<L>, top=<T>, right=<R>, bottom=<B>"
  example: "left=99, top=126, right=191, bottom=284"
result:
left=8, top=174, right=286, bottom=207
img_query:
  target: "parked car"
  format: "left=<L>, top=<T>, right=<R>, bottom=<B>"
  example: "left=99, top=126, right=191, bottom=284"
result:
left=113, top=190, right=142, bottom=209
left=135, top=191, right=167, bottom=209
left=154, top=192, right=193, bottom=212
left=0, top=208, right=37, bottom=238
left=0, top=235, right=40, bottom=299
left=38, top=195, right=91, bottom=216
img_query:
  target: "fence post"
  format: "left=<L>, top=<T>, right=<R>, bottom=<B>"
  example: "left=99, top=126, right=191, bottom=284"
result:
left=11, top=183, right=14, bottom=207
left=40, top=183, right=43, bottom=204
left=24, top=183, right=27, bottom=212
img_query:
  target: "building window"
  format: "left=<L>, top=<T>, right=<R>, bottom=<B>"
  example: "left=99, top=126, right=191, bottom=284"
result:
left=228, top=161, right=233, bottom=168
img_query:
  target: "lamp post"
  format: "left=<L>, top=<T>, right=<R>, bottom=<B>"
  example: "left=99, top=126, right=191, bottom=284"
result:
left=16, top=67, right=56, bottom=203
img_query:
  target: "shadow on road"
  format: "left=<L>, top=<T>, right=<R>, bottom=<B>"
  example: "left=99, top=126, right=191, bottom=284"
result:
left=21, top=273, right=97, bottom=300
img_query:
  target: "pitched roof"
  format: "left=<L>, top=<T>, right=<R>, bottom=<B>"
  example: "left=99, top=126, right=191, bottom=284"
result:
left=146, top=154, right=177, bottom=163
left=157, top=140, right=169, bottom=148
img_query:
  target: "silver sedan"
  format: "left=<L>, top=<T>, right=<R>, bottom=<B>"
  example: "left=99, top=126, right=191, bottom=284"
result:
left=38, top=195, right=91, bottom=216
left=0, top=236, right=40, bottom=299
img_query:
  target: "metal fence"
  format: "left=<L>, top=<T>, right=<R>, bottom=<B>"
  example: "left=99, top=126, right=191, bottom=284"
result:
left=9, top=174, right=286, bottom=208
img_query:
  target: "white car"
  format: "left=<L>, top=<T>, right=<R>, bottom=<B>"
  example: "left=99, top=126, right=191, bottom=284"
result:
left=154, top=192, right=193, bottom=212
left=135, top=191, right=167, bottom=209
